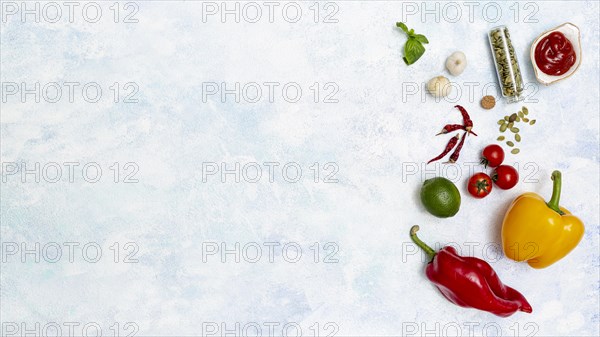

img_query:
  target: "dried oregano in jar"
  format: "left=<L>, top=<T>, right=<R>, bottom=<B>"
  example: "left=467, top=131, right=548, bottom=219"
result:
left=489, top=26, right=524, bottom=103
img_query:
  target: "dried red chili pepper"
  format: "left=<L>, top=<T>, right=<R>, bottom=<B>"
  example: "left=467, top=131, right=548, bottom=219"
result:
left=427, top=134, right=459, bottom=164
left=455, top=105, right=476, bottom=135
left=436, top=124, right=478, bottom=136
left=445, top=132, right=467, bottom=163
left=410, top=226, right=533, bottom=317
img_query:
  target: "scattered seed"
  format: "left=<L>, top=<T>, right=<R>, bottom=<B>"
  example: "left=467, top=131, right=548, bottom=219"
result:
left=496, top=107, right=533, bottom=150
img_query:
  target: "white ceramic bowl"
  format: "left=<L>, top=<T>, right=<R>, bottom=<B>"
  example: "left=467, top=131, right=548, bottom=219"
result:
left=530, top=22, right=582, bottom=85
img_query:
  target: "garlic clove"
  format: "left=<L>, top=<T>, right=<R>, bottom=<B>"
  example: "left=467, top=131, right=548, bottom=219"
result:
left=427, top=76, right=451, bottom=98
left=446, top=51, right=467, bottom=76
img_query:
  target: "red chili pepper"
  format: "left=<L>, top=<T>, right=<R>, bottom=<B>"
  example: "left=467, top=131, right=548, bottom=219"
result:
left=445, top=132, right=467, bottom=163
left=454, top=105, right=477, bottom=136
left=436, top=124, right=478, bottom=136
left=410, top=226, right=532, bottom=317
left=427, top=134, right=459, bottom=164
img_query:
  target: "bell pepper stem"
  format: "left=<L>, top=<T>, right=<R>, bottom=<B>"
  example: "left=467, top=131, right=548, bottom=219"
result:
left=546, top=170, right=565, bottom=215
left=410, top=225, right=437, bottom=262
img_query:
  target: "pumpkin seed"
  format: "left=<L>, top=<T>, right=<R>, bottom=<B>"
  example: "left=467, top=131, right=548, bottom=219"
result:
left=506, top=141, right=514, bottom=147
left=489, top=27, right=524, bottom=101
left=500, top=124, right=508, bottom=132
left=511, top=127, right=520, bottom=133
left=497, top=136, right=505, bottom=141
left=511, top=148, right=520, bottom=154
left=515, top=134, right=521, bottom=142
left=529, top=119, right=536, bottom=125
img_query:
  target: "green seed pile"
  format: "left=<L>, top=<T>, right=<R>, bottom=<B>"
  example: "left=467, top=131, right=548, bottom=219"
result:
left=497, top=106, right=535, bottom=154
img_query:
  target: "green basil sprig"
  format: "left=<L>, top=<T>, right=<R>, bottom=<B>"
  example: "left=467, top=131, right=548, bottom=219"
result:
left=396, top=22, right=429, bottom=65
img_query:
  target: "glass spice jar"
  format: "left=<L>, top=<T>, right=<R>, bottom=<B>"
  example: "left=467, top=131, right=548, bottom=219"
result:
left=488, top=26, right=524, bottom=103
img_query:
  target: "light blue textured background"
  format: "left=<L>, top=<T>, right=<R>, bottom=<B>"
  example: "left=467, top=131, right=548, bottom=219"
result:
left=1, top=1, right=599, bottom=336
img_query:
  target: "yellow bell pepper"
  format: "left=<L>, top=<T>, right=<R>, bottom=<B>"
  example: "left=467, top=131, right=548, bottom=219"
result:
left=502, top=170, right=584, bottom=269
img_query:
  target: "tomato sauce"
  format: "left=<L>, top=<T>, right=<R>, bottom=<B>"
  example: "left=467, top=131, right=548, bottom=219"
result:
left=534, top=32, right=576, bottom=76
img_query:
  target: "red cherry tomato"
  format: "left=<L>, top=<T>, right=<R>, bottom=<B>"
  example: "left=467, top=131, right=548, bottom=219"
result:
left=481, top=144, right=505, bottom=168
left=468, top=172, right=493, bottom=198
left=492, top=165, right=519, bottom=190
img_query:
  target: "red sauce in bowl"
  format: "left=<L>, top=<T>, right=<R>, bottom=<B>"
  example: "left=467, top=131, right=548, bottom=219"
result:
left=534, top=32, right=576, bottom=76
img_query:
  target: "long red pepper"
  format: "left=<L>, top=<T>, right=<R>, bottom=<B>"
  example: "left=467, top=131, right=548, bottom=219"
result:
left=454, top=105, right=477, bottom=136
left=427, top=134, right=459, bottom=164
left=436, top=124, right=478, bottom=136
left=445, top=132, right=467, bottom=163
left=410, top=226, right=532, bottom=317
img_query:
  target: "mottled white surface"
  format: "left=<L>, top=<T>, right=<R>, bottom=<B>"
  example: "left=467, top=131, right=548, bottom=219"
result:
left=1, top=1, right=599, bottom=336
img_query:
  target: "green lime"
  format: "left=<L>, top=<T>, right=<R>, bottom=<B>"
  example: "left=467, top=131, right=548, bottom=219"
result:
left=420, top=177, right=461, bottom=218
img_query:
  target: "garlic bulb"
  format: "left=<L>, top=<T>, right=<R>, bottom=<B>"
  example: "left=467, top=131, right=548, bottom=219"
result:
left=446, top=51, right=467, bottom=76
left=427, top=76, right=451, bottom=98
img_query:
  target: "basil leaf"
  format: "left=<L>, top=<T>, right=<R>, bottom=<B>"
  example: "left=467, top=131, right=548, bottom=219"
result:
left=413, top=34, right=429, bottom=44
left=403, top=38, right=426, bottom=65
left=395, top=21, right=429, bottom=66
left=396, top=22, right=409, bottom=34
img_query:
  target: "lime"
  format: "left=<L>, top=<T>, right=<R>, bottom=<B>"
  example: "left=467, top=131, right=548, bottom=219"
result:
left=420, top=177, right=461, bottom=218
